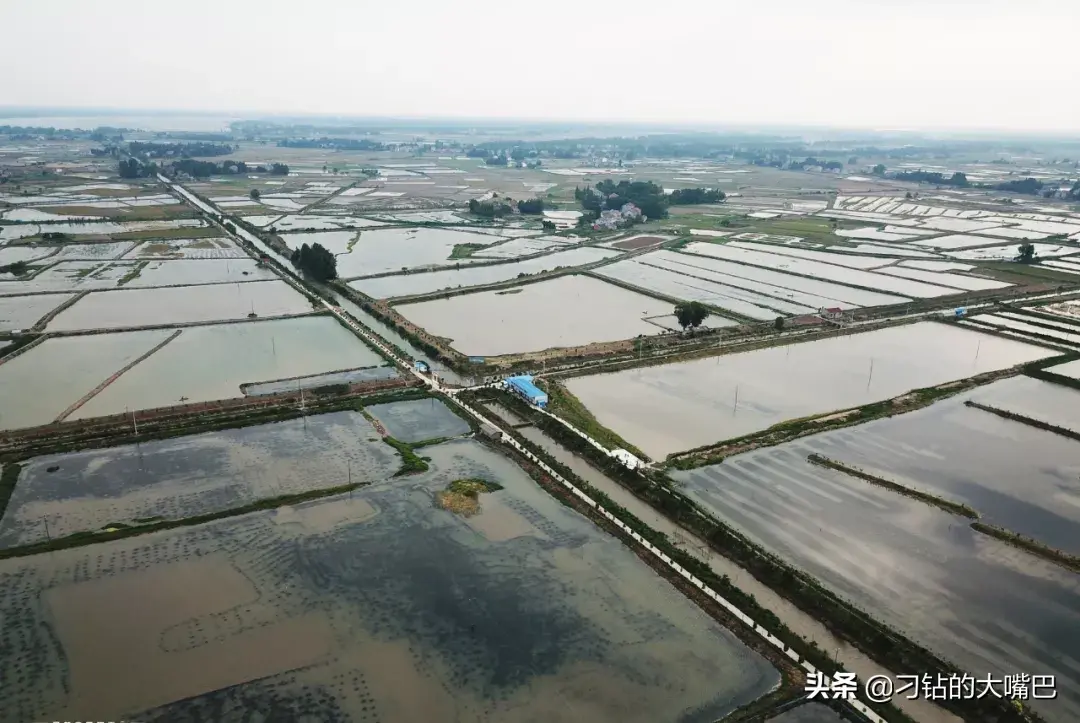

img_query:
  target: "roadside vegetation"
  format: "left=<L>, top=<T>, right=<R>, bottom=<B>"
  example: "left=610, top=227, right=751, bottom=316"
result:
left=290, top=241, right=337, bottom=281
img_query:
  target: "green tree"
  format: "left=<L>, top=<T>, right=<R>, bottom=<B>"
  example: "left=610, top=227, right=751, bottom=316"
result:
left=517, top=198, right=545, bottom=214
left=1017, top=243, right=1036, bottom=263
left=674, top=301, right=710, bottom=331
left=871, top=163, right=886, bottom=176
left=291, top=242, right=338, bottom=281
left=774, top=316, right=785, bottom=331
left=249, top=188, right=261, bottom=201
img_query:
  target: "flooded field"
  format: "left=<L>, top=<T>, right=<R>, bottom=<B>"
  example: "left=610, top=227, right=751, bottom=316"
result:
left=565, top=322, right=1058, bottom=458
left=0, top=411, right=401, bottom=546
left=777, top=376, right=1080, bottom=552
left=595, top=258, right=816, bottom=320
left=285, top=227, right=510, bottom=277
left=682, top=242, right=960, bottom=298
left=0, top=293, right=76, bottom=330
left=121, top=237, right=246, bottom=260
left=243, top=366, right=400, bottom=396
left=671, top=442, right=1080, bottom=723
left=365, top=398, right=471, bottom=443
left=0, top=439, right=779, bottom=722
left=351, top=246, right=619, bottom=299
left=123, top=259, right=279, bottom=287
left=46, top=280, right=312, bottom=331
left=602, top=249, right=909, bottom=309
left=70, top=317, right=388, bottom=419
left=396, top=276, right=679, bottom=356
left=0, top=329, right=176, bottom=430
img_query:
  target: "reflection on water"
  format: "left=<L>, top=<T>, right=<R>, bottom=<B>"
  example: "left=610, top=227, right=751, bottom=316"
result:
left=673, top=442, right=1080, bottom=723
left=0, top=440, right=778, bottom=722
left=566, top=322, right=1059, bottom=458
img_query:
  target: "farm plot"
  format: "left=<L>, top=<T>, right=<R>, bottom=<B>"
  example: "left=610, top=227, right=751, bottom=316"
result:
left=671, top=444, right=1080, bottom=723
left=0, top=246, right=57, bottom=265
left=70, top=316, right=389, bottom=420
left=364, top=398, right=471, bottom=443
left=470, top=236, right=569, bottom=259
left=0, top=261, right=136, bottom=294
left=48, top=242, right=137, bottom=261
left=123, top=259, right=279, bottom=287
left=0, top=439, right=779, bottom=723
left=898, top=260, right=975, bottom=272
left=0, top=329, right=178, bottom=430
left=642, top=250, right=908, bottom=308
left=874, top=266, right=1011, bottom=291
left=262, top=214, right=386, bottom=231
left=1040, top=260, right=1080, bottom=275
left=947, top=244, right=1080, bottom=261
left=0, top=411, right=402, bottom=547
left=910, top=234, right=1008, bottom=250
left=284, top=227, right=510, bottom=277
left=968, top=314, right=1080, bottom=346
left=352, top=246, right=619, bottom=299
left=726, top=241, right=897, bottom=269
left=682, top=242, right=959, bottom=298
left=785, top=377, right=1080, bottom=552
left=564, top=322, right=1057, bottom=459
left=396, top=275, right=690, bottom=356
left=0, top=293, right=77, bottom=331
left=121, top=237, right=247, bottom=259
left=45, top=280, right=313, bottom=332
left=242, top=366, right=400, bottom=396
left=594, top=260, right=813, bottom=320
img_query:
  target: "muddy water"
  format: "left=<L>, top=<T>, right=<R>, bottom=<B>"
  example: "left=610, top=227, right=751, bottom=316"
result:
left=332, top=293, right=474, bottom=386
left=565, top=322, right=1059, bottom=459
left=46, top=280, right=312, bottom=331
left=515, top=425, right=959, bottom=723
left=674, top=444, right=1080, bottom=723
left=0, top=292, right=75, bottom=331
left=365, top=398, right=471, bottom=443
left=768, top=702, right=847, bottom=722
left=0, top=411, right=399, bottom=547
left=0, top=329, right=176, bottom=431
left=70, top=316, right=386, bottom=419
left=0, top=439, right=779, bottom=722
left=395, top=275, right=673, bottom=357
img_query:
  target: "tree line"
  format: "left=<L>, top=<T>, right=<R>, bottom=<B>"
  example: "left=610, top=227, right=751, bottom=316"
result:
left=153, top=160, right=289, bottom=179
left=128, top=141, right=235, bottom=158
left=467, top=196, right=545, bottom=218
left=278, top=138, right=386, bottom=151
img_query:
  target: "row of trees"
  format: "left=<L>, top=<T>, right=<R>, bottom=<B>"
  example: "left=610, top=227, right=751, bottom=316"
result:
left=278, top=137, right=386, bottom=151
left=466, top=196, right=546, bottom=217
left=158, top=160, right=289, bottom=179
left=128, top=141, right=234, bottom=158
left=290, top=242, right=337, bottom=281
left=669, top=188, right=726, bottom=205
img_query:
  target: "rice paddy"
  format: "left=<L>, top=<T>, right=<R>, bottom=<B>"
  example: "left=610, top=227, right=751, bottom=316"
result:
left=564, top=322, right=1057, bottom=458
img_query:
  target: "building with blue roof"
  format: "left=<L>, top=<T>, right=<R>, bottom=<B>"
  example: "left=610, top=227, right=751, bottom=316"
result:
left=505, top=375, right=548, bottom=407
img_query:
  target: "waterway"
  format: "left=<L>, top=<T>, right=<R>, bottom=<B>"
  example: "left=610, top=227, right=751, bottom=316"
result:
left=513, top=423, right=958, bottom=723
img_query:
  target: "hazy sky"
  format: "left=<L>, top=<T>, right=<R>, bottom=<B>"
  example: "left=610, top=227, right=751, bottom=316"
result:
left=3, top=0, right=1078, bottom=132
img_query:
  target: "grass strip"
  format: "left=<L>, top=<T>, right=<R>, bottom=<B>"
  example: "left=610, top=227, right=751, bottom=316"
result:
left=0, top=481, right=369, bottom=561
left=0, top=462, right=23, bottom=521
left=807, top=454, right=978, bottom=518
left=383, top=436, right=429, bottom=475
left=539, top=380, right=650, bottom=461
left=964, top=400, right=1080, bottom=442
left=669, top=369, right=1019, bottom=470
left=970, top=522, right=1080, bottom=575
